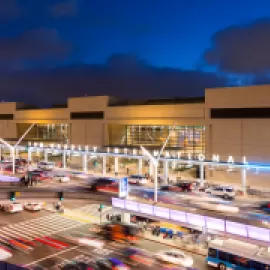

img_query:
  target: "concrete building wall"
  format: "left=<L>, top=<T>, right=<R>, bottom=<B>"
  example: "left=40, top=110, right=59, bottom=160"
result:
left=205, top=85, right=270, bottom=188
left=0, top=102, right=18, bottom=138
left=15, top=108, right=69, bottom=122
left=106, top=104, right=205, bottom=120
left=0, top=102, right=17, bottom=113
left=68, top=96, right=109, bottom=112
left=0, top=121, right=16, bottom=138
left=205, top=85, right=270, bottom=108
left=70, top=121, right=104, bottom=146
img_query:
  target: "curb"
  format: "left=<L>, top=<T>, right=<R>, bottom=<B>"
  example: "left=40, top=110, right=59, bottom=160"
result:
left=142, top=236, right=206, bottom=256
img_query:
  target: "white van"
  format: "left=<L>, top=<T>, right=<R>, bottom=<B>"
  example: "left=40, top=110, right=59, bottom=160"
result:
left=129, top=174, right=148, bottom=185
left=210, top=186, right=236, bottom=199
left=38, top=161, right=55, bottom=171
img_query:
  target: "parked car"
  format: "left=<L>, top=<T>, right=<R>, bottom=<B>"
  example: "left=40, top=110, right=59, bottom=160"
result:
left=53, top=174, right=70, bottom=183
left=128, top=175, right=148, bottom=185
left=3, top=202, right=23, bottom=213
left=210, top=186, right=235, bottom=199
left=24, top=202, right=42, bottom=211
left=37, top=161, right=55, bottom=171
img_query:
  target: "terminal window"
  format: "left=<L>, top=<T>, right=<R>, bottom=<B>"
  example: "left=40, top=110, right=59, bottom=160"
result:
left=108, top=125, right=205, bottom=157
left=17, top=123, right=69, bottom=143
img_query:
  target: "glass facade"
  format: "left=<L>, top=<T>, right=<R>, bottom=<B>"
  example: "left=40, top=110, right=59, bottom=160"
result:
left=108, top=125, right=205, bottom=157
left=17, top=123, right=69, bottom=143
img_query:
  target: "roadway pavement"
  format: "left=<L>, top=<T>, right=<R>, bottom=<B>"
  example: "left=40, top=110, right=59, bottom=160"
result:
left=1, top=172, right=269, bottom=222
left=0, top=202, right=207, bottom=270
left=24, top=177, right=269, bottom=220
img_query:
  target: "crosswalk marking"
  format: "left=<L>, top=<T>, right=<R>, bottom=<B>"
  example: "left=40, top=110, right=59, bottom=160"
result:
left=0, top=204, right=110, bottom=243
left=0, top=213, right=86, bottom=241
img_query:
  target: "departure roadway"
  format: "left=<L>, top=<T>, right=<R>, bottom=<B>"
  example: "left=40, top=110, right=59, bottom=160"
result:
left=15, top=172, right=269, bottom=221
left=0, top=202, right=207, bottom=270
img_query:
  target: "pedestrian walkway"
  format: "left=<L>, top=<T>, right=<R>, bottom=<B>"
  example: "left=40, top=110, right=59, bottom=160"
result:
left=143, top=230, right=208, bottom=256
left=0, top=213, right=87, bottom=241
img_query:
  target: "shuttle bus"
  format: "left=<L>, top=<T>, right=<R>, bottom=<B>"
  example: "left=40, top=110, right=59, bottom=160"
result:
left=206, top=238, right=270, bottom=270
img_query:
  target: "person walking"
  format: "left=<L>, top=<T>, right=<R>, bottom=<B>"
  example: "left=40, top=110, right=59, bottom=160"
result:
left=20, top=175, right=25, bottom=187
left=25, top=175, right=29, bottom=187
left=29, top=174, right=33, bottom=186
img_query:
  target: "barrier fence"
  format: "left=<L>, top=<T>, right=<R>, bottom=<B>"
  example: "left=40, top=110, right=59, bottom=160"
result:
left=112, top=197, right=270, bottom=244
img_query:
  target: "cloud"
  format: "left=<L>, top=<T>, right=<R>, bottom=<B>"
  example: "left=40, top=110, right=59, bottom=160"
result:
left=0, top=54, right=228, bottom=106
left=0, top=28, right=72, bottom=67
left=51, top=0, right=77, bottom=18
left=0, top=0, right=20, bottom=20
left=202, top=18, right=270, bottom=74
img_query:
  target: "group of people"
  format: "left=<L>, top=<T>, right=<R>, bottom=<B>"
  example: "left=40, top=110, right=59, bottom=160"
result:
left=19, top=173, right=37, bottom=187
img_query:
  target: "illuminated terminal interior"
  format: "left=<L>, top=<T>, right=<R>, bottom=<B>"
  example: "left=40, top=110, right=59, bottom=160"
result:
left=17, top=123, right=69, bottom=143
left=108, top=124, right=205, bottom=158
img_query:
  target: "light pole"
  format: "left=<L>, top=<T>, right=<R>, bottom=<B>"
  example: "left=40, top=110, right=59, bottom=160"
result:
left=141, top=124, right=176, bottom=203
left=0, top=123, right=35, bottom=174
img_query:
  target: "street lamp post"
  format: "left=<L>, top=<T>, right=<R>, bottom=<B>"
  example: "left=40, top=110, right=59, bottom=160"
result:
left=0, top=124, right=35, bottom=174
left=141, top=124, right=176, bottom=203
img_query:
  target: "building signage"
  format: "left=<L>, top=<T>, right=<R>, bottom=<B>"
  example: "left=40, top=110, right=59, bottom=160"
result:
left=160, top=151, right=247, bottom=165
left=119, top=177, right=128, bottom=198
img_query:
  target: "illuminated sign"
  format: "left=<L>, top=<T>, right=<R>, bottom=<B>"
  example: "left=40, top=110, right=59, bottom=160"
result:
left=119, top=177, right=128, bottom=198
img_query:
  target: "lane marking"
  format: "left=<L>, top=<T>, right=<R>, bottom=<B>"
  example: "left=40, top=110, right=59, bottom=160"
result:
left=25, top=246, right=79, bottom=266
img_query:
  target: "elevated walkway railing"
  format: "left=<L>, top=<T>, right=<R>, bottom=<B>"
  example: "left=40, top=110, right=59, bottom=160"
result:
left=112, top=197, right=270, bottom=245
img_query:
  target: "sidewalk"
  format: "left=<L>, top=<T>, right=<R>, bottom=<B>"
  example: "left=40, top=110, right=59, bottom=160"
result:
left=142, top=230, right=208, bottom=256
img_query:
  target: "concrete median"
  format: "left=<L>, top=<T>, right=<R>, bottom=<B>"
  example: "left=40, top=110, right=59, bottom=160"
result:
left=0, top=190, right=113, bottom=202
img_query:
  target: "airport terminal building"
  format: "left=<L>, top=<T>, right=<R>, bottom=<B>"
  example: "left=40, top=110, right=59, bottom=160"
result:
left=1, top=85, right=270, bottom=188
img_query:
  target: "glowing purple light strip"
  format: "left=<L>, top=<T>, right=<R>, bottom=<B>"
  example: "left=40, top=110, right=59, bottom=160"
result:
left=0, top=175, right=20, bottom=182
left=186, top=213, right=205, bottom=227
left=247, top=225, right=270, bottom=242
left=226, top=221, right=247, bottom=237
left=154, top=206, right=170, bottom=219
left=139, top=203, right=153, bottom=215
left=170, top=209, right=187, bottom=223
left=112, top=198, right=125, bottom=208
left=125, top=200, right=139, bottom=212
left=206, top=217, right=225, bottom=232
